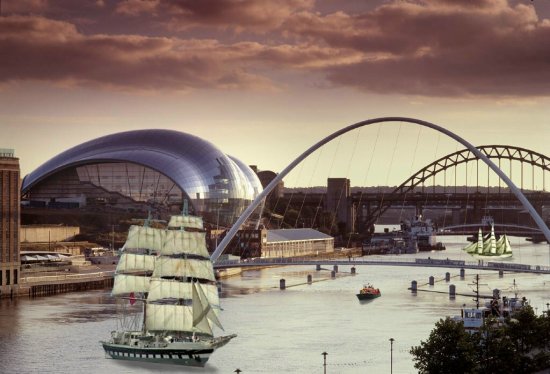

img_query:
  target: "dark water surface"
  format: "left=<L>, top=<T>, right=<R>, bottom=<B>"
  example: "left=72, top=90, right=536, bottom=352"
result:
left=2, top=236, right=550, bottom=373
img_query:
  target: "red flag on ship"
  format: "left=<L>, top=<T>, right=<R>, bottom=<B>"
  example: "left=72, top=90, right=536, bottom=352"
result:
left=129, top=292, right=136, bottom=305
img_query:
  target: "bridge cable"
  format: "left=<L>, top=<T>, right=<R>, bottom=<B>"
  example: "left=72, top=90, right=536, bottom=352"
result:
left=294, top=145, right=324, bottom=228
left=399, top=126, right=422, bottom=223
left=351, top=124, right=382, bottom=246
left=324, top=134, right=343, bottom=234
left=279, top=159, right=305, bottom=229
left=329, top=127, right=362, bottom=243
left=374, top=123, right=403, bottom=226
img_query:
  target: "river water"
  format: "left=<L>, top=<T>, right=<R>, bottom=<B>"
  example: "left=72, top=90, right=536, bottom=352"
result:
left=2, top=236, right=550, bottom=373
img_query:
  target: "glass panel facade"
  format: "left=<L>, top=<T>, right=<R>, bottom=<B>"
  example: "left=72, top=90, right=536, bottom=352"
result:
left=22, top=130, right=264, bottom=228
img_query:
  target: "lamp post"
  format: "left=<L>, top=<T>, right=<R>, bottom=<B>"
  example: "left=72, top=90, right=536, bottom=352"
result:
left=389, top=338, right=395, bottom=374
left=234, top=369, right=242, bottom=373
left=321, top=351, right=328, bottom=374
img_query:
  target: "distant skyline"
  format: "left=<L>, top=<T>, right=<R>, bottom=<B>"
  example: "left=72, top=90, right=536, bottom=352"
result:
left=1, top=0, right=549, bottom=187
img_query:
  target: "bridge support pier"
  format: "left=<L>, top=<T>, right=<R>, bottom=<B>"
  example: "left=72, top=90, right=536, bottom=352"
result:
left=351, top=267, right=356, bottom=275
left=333, top=265, right=338, bottom=273
left=499, top=270, right=504, bottom=278
left=411, top=280, right=417, bottom=294
left=316, top=264, right=321, bottom=271
left=460, top=268, right=465, bottom=279
left=445, top=272, right=451, bottom=282
left=449, top=284, right=456, bottom=299
left=331, top=270, right=336, bottom=279
left=280, top=279, right=286, bottom=290
left=429, top=276, right=434, bottom=286
left=307, top=274, right=312, bottom=284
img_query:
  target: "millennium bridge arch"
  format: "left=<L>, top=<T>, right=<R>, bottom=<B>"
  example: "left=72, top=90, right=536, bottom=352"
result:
left=211, top=117, right=550, bottom=262
left=364, top=144, right=550, bottom=228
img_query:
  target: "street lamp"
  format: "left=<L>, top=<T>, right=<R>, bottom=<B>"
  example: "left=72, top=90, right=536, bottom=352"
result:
left=321, top=351, right=328, bottom=374
left=234, top=369, right=242, bottom=373
left=389, top=338, right=395, bottom=374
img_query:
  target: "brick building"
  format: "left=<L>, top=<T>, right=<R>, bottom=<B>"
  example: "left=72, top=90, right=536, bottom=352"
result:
left=0, top=149, right=20, bottom=297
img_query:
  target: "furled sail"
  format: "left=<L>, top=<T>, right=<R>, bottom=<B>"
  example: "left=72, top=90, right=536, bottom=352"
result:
left=153, top=258, right=216, bottom=281
left=117, top=253, right=156, bottom=273
left=161, top=230, right=209, bottom=257
left=147, top=279, right=220, bottom=308
left=168, top=215, right=203, bottom=230
left=112, top=274, right=151, bottom=295
left=123, top=225, right=164, bottom=252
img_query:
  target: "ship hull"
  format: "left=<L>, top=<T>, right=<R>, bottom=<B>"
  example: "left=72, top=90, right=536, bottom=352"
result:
left=101, top=342, right=214, bottom=366
left=356, top=293, right=381, bottom=300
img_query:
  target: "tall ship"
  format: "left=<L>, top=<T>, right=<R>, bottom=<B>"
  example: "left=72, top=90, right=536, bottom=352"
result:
left=101, top=210, right=236, bottom=366
left=462, top=224, right=512, bottom=259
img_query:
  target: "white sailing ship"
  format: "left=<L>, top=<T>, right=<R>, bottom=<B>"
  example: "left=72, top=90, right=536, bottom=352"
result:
left=463, top=224, right=512, bottom=259
left=101, top=212, right=236, bottom=366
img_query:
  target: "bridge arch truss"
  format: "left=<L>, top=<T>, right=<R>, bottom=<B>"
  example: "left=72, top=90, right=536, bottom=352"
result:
left=211, top=117, right=550, bottom=262
left=364, top=145, right=550, bottom=226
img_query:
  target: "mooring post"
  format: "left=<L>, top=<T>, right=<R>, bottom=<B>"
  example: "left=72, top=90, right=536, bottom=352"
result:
left=411, top=280, right=417, bottom=294
left=429, top=276, right=434, bottom=286
left=333, top=265, right=338, bottom=273
left=316, top=264, right=321, bottom=271
left=460, top=268, right=465, bottom=279
left=331, top=270, right=336, bottom=279
left=307, top=274, right=312, bottom=284
left=445, top=272, right=450, bottom=282
left=351, top=267, right=356, bottom=275
left=449, top=284, right=456, bottom=299
left=499, top=270, right=504, bottom=278
left=280, top=279, right=286, bottom=290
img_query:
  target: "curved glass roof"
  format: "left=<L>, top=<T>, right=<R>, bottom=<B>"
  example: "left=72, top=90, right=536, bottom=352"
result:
left=22, top=129, right=262, bottom=225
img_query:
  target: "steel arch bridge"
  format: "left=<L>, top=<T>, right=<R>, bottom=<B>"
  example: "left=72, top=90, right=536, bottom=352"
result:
left=364, top=145, right=550, bottom=227
left=211, top=117, right=550, bottom=262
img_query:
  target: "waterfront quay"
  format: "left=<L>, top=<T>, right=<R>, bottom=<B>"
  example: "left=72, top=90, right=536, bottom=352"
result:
left=2, top=262, right=115, bottom=299
left=20, top=271, right=114, bottom=297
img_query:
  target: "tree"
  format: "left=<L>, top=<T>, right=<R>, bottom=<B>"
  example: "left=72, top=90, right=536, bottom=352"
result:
left=410, top=317, right=480, bottom=373
left=411, top=307, right=550, bottom=374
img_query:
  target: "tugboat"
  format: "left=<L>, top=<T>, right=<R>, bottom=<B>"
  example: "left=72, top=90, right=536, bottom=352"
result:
left=356, top=284, right=381, bottom=300
left=101, top=206, right=236, bottom=366
left=453, top=275, right=527, bottom=334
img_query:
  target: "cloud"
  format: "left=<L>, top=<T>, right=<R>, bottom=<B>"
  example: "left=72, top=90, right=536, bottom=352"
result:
left=0, top=16, right=267, bottom=91
left=1, top=0, right=49, bottom=13
left=0, top=15, right=354, bottom=92
left=116, top=0, right=314, bottom=32
left=283, top=0, right=550, bottom=97
left=2, top=1, right=550, bottom=97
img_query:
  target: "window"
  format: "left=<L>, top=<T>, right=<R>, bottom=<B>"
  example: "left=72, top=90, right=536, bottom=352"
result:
left=14, top=269, right=17, bottom=285
left=6, top=269, right=10, bottom=285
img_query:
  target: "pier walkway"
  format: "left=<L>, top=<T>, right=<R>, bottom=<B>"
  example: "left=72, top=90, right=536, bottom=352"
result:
left=214, top=257, right=550, bottom=275
left=19, top=270, right=115, bottom=297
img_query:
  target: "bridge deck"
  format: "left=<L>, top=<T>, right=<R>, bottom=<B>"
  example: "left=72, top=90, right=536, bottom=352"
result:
left=214, top=257, right=550, bottom=274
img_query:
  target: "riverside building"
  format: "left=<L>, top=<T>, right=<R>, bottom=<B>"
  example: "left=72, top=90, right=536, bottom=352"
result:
left=0, top=148, right=20, bottom=297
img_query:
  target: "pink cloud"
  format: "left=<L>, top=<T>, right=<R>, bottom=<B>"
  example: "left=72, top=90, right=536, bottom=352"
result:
left=2, top=1, right=550, bottom=97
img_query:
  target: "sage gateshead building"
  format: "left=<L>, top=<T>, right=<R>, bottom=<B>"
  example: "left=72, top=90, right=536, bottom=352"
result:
left=21, top=130, right=263, bottom=228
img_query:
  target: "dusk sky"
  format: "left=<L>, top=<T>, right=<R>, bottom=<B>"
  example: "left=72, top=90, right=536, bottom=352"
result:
left=1, top=0, right=549, bottom=188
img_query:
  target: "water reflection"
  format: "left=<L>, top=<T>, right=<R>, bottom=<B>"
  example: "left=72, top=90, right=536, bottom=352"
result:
left=0, top=236, right=549, bottom=373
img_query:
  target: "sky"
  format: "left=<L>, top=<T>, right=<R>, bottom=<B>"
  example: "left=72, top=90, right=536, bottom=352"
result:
left=1, top=0, right=549, bottom=188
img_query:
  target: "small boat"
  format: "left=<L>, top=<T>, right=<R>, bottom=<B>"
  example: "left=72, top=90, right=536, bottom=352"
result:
left=356, top=284, right=381, bottom=300
left=453, top=276, right=528, bottom=334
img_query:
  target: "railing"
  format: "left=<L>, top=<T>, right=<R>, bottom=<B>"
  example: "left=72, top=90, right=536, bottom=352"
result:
left=214, top=257, right=550, bottom=274
left=20, top=271, right=115, bottom=285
